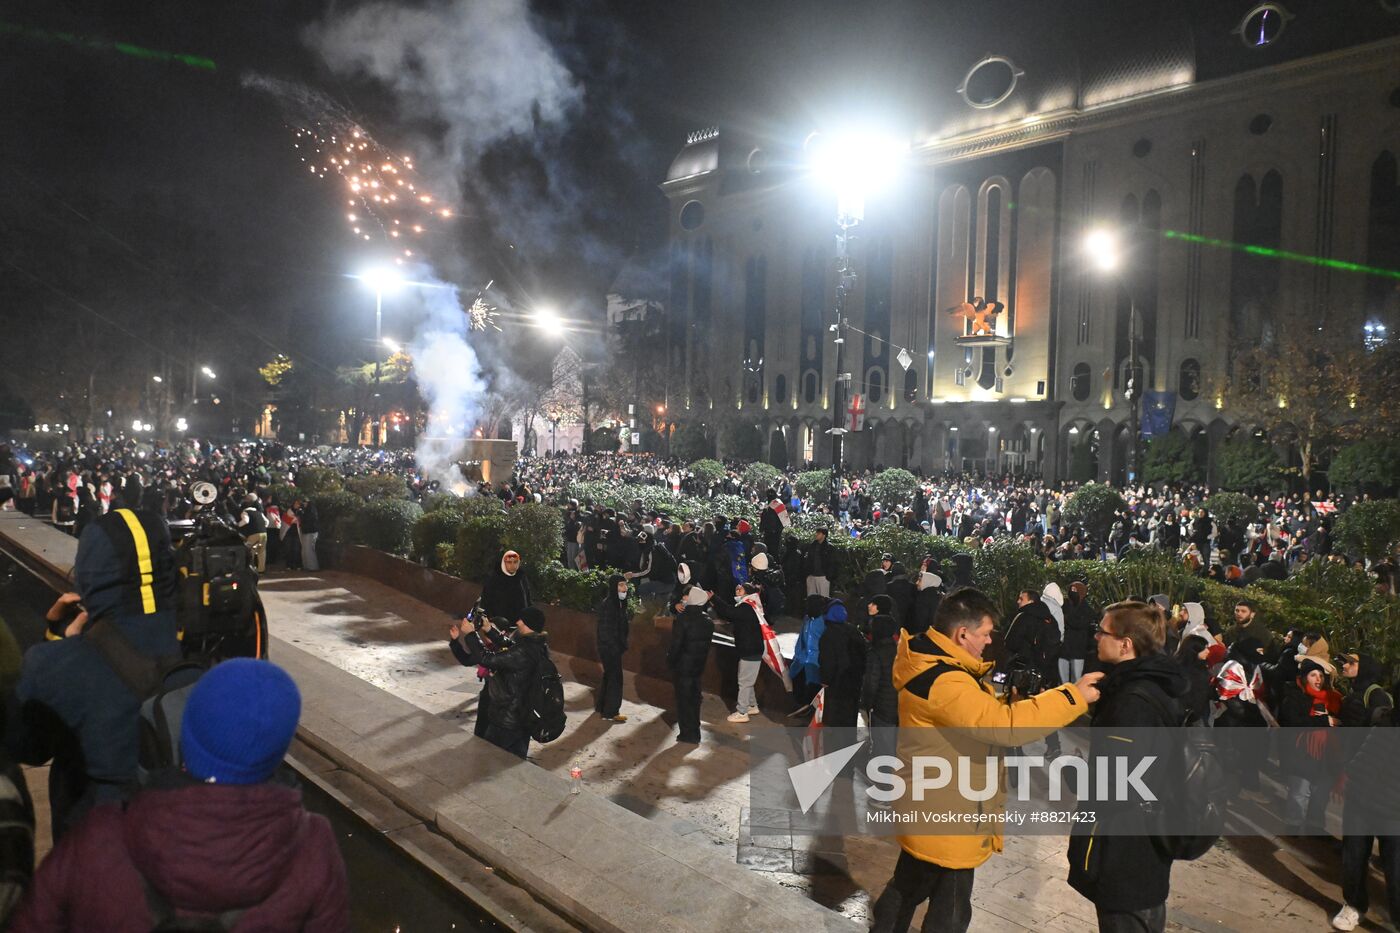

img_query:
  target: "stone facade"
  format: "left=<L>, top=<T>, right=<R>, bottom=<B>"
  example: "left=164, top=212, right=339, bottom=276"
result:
left=660, top=6, right=1400, bottom=481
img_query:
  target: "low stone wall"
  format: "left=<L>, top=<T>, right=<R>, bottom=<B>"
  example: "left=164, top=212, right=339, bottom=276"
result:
left=326, top=544, right=794, bottom=713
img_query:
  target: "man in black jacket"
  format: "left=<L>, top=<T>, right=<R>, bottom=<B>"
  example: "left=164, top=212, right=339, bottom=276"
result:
left=819, top=601, right=868, bottom=729
left=595, top=575, right=631, bottom=722
left=480, top=607, right=552, bottom=758
left=480, top=551, right=533, bottom=622
left=669, top=587, right=714, bottom=744
left=1002, top=591, right=1062, bottom=689
left=803, top=528, right=834, bottom=597
left=1067, top=600, right=1186, bottom=932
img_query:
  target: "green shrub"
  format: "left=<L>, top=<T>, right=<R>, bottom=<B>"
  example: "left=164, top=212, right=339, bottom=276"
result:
left=268, top=483, right=299, bottom=508
left=870, top=469, right=920, bottom=509
left=310, top=491, right=365, bottom=543
left=1334, top=499, right=1400, bottom=562
left=435, top=542, right=456, bottom=572
left=671, top=421, right=713, bottom=462
left=709, top=494, right=759, bottom=523
left=1329, top=440, right=1400, bottom=493
left=503, top=503, right=565, bottom=579
left=1142, top=433, right=1202, bottom=485
left=1216, top=436, right=1283, bottom=492
left=794, top=469, right=832, bottom=501
left=787, top=511, right=840, bottom=538
left=412, top=509, right=464, bottom=567
left=455, top=515, right=506, bottom=582
left=345, top=474, right=410, bottom=501
left=296, top=465, right=343, bottom=496
left=687, top=459, right=726, bottom=490
left=742, top=462, right=783, bottom=496
left=1204, top=492, right=1259, bottom=528
left=972, top=538, right=1049, bottom=622
left=420, top=491, right=460, bottom=513
left=1062, top=483, right=1127, bottom=540
left=536, top=563, right=620, bottom=613
left=355, top=499, right=423, bottom=556
left=719, top=420, right=763, bottom=462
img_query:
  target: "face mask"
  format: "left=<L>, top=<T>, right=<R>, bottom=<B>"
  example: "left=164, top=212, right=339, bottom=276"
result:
left=1296, top=642, right=1307, bottom=655
left=617, top=588, right=628, bottom=598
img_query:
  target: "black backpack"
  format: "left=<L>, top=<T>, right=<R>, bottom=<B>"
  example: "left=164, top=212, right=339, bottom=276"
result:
left=174, top=521, right=266, bottom=660
left=1126, top=684, right=1234, bottom=861
left=84, top=618, right=211, bottom=780
left=526, top=654, right=568, bottom=743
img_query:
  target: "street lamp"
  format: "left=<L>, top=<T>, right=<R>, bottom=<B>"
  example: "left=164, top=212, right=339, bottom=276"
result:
left=201, top=366, right=216, bottom=380
left=531, top=308, right=565, bottom=334
left=808, top=130, right=907, bottom=497
left=358, top=268, right=403, bottom=447
left=1083, top=228, right=1142, bottom=483
left=382, top=337, right=402, bottom=354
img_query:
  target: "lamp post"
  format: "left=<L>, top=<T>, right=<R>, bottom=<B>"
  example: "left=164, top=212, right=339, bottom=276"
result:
left=359, top=269, right=402, bottom=447
left=809, top=131, right=905, bottom=503
left=1083, top=229, right=1142, bottom=483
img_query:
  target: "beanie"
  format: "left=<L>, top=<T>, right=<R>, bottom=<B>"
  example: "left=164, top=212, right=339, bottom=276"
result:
left=518, top=606, right=547, bottom=631
left=683, top=586, right=710, bottom=608
left=826, top=601, right=848, bottom=624
left=751, top=552, right=770, bottom=571
left=676, top=563, right=692, bottom=586
left=180, top=659, right=301, bottom=785
left=736, top=519, right=751, bottom=535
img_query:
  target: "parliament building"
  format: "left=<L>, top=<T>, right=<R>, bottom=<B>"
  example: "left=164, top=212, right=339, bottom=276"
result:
left=659, top=0, right=1400, bottom=483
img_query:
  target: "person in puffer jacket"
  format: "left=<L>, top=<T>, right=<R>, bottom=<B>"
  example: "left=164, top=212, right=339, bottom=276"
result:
left=909, top=570, right=943, bottom=635
left=9, top=660, right=349, bottom=932
left=862, top=612, right=900, bottom=759
left=788, top=595, right=828, bottom=711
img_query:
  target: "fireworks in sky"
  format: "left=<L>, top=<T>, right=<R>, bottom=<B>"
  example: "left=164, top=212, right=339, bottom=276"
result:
left=468, top=280, right=500, bottom=332
left=289, top=120, right=454, bottom=266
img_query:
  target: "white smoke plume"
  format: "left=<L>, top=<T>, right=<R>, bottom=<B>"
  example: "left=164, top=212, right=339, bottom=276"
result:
left=305, top=0, right=582, bottom=197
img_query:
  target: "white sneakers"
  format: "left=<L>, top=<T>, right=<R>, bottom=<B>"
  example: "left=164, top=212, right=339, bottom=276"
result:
left=727, top=711, right=750, bottom=723
left=748, top=706, right=760, bottom=715
left=1332, top=905, right=1360, bottom=931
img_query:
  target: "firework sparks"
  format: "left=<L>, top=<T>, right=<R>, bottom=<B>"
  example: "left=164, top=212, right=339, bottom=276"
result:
left=287, top=119, right=455, bottom=265
left=468, top=280, right=500, bottom=332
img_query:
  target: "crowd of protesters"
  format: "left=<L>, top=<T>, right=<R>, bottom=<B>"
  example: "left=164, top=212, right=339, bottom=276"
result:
left=4, top=438, right=1400, bottom=931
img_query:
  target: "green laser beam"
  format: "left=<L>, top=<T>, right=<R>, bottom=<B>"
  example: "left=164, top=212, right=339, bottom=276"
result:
left=0, top=21, right=215, bottom=71
left=1163, top=230, right=1400, bottom=280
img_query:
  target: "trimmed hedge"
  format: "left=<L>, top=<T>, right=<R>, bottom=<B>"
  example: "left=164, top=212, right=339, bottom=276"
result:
left=310, top=491, right=365, bottom=543
left=355, top=499, right=423, bottom=556
left=296, top=466, right=343, bottom=497
left=412, top=509, right=464, bottom=567
left=345, top=474, right=411, bottom=501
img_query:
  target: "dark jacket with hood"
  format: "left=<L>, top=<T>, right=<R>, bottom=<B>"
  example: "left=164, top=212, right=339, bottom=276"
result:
left=10, top=774, right=348, bottom=932
left=479, top=555, right=533, bottom=622
left=819, top=612, right=868, bottom=728
left=712, top=594, right=764, bottom=660
left=885, top=569, right=916, bottom=631
left=1060, top=588, right=1096, bottom=661
left=1339, top=653, right=1392, bottom=728
left=1002, top=599, right=1062, bottom=685
left=1067, top=653, right=1186, bottom=912
left=862, top=615, right=899, bottom=723
left=481, top=633, right=551, bottom=733
left=9, top=510, right=181, bottom=832
left=596, top=575, right=631, bottom=656
left=667, top=605, right=713, bottom=678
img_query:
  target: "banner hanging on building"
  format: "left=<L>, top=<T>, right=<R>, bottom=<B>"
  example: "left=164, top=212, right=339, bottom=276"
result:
left=1141, top=390, right=1176, bottom=438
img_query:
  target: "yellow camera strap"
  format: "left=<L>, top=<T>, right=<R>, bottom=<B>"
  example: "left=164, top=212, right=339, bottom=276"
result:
left=113, top=508, right=157, bottom=614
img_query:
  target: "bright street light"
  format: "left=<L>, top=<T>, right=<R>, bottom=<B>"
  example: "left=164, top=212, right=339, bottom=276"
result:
left=382, top=337, right=402, bottom=354
left=151, top=375, right=163, bottom=383
left=132, top=419, right=143, bottom=431
left=532, top=308, right=565, bottom=334
left=175, top=417, right=189, bottom=432
left=358, top=268, right=402, bottom=294
left=808, top=131, right=907, bottom=221
left=1084, top=228, right=1121, bottom=272
left=201, top=366, right=216, bottom=379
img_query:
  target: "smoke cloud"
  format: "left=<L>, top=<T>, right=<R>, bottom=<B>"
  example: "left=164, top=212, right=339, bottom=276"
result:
left=305, top=0, right=581, bottom=197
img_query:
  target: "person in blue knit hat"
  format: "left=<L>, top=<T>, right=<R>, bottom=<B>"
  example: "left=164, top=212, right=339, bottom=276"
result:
left=11, top=658, right=349, bottom=930
left=180, top=658, right=302, bottom=784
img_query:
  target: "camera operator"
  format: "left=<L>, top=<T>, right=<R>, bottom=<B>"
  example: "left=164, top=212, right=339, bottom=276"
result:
left=870, top=588, right=1102, bottom=933
left=448, top=608, right=509, bottom=739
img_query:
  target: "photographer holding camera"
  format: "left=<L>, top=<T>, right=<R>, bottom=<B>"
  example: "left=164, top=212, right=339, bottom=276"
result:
left=870, top=588, right=1102, bottom=933
left=449, top=607, right=509, bottom=739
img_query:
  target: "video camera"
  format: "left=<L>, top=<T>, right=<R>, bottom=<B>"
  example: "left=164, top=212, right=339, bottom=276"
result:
left=990, top=658, right=1046, bottom=698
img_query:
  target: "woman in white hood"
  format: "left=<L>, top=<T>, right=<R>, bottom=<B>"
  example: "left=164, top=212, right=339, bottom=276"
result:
left=1041, top=582, right=1067, bottom=682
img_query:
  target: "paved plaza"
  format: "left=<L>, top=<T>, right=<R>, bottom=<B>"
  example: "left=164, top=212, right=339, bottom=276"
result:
left=260, top=569, right=1370, bottom=932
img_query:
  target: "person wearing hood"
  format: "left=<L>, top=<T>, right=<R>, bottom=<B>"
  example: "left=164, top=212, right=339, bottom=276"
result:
left=479, top=550, right=533, bottom=623
left=9, top=659, right=349, bottom=932
left=1041, top=581, right=1066, bottom=642
left=480, top=608, right=553, bottom=758
left=948, top=551, right=975, bottom=588
left=1002, top=591, right=1062, bottom=690
left=668, top=587, right=714, bottom=744
left=8, top=507, right=181, bottom=836
left=909, top=570, right=943, bottom=635
left=1059, top=582, right=1095, bottom=684
left=819, top=598, right=870, bottom=729
left=885, top=563, right=917, bottom=631
left=595, top=575, right=632, bottom=723
left=1067, top=600, right=1189, bottom=932
left=750, top=551, right=786, bottom=619
left=1338, top=652, right=1392, bottom=728
left=1175, top=634, right=1215, bottom=724
left=788, top=595, right=829, bottom=711
left=1277, top=655, right=1342, bottom=835
left=711, top=582, right=766, bottom=723
left=870, top=589, right=1102, bottom=933
left=862, top=609, right=900, bottom=760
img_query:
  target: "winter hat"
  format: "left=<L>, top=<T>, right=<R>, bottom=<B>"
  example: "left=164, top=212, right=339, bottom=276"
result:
left=518, top=607, right=547, bottom=631
left=1147, top=594, right=1169, bottom=611
left=804, top=594, right=828, bottom=618
left=683, top=586, right=710, bottom=608
left=735, top=519, right=751, bottom=535
left=1042, top=582, right=1064, bottom=605
left=676, top=563, right=692, bottom=586
left=180, top=659, right=301, bottom=785
left=880, top=552, right=894, bottom=563
left=826, top=601, right=848, bottom=624
left=918, top=571, right=942, bottom=591
left=751, top=552, right=770, bottom=571
left=1299, top=657, right=1334, bottom=679
left=869, top=594, right=894, bottom=615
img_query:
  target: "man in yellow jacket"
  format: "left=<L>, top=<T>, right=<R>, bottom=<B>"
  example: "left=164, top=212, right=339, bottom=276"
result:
left=870, top=587, right=1103, bottom=932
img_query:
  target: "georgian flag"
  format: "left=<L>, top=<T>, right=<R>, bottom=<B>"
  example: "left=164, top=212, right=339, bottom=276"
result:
left=1312, top=501, right=1338, bottom=515
left=770, top=499, right=791, bottom=529
left=761, top=620, right=793, bottom=692
left=802, top=688, right=826, bottom=761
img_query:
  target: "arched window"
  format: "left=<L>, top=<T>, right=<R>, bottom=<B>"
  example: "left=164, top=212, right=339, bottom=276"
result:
left=868, top=368, right=884, bottom=404
left=1071, top=362, right=1091, bottom=401
left=803, top=371, right=818, bottom=404
left=1178, top=359, right=1201, bottom=401
left=775, top=375, right=788, bottom=404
